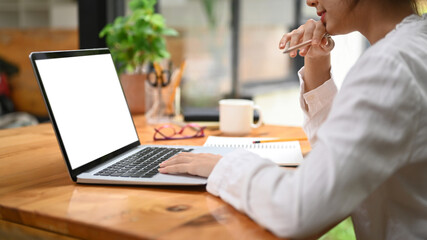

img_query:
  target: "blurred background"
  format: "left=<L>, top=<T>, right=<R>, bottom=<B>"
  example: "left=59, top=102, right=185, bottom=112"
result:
left=0, top=0, right=366, bottom=130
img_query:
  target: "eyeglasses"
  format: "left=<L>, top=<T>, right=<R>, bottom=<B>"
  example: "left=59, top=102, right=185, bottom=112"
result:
left=153, top=124, right=206, bottom=140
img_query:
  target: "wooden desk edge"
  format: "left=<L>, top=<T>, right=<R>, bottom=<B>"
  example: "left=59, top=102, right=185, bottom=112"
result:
left=0, top=118, right=310, bottom=240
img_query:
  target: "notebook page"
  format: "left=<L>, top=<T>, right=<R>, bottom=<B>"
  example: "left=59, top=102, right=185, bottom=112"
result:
left=204, top=136, right=303, bottom=166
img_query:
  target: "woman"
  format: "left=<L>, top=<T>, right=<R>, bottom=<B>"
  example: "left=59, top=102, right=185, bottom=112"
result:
left=159, top=0, right=427, bottom=238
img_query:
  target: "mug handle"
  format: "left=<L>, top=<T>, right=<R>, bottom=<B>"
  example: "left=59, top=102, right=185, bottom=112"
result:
left=251, top=105, right=263, bottom=128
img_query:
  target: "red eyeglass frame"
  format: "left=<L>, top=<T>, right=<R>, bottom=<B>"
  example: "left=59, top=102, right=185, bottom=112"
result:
left=153, top=124, right=206, bottom=140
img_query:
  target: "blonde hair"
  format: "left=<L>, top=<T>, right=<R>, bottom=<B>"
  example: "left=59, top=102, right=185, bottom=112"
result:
left=417, top=0, right=427, bottom=14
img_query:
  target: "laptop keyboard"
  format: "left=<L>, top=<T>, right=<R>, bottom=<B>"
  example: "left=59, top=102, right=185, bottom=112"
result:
left=94, top=147, right=193, bottom=178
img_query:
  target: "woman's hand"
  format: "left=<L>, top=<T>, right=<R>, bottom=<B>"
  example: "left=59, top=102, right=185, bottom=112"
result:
left=279, top=19, right=333, bottom=58
left=279, top=19, right=335, bottom=92
left=158, top=152, right=222, bottom=178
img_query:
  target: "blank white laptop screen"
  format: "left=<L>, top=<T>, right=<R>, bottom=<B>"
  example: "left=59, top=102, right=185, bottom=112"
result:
left=35, top=54, right=138, bottom=169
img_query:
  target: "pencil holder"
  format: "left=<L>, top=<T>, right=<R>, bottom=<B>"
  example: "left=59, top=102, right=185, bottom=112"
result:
left=145, top=61, right=183, bottom=124
left=145, top=82, right=180, bottom=124
left=145, top=85, right=170, bottom=124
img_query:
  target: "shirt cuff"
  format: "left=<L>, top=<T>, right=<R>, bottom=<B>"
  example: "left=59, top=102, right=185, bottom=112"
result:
left=206, top=149, right=247, bottom=197
left=206, top=149, right=274, bottom=206
left=298, top=67, right=337, bottom=117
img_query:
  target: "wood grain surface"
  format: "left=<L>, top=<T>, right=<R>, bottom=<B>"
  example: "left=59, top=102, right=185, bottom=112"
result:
left=0, top=115, right=310, bottom=239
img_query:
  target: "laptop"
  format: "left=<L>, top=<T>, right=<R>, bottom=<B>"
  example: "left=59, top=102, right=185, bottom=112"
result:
left=29, top=48, right=233, bottom=186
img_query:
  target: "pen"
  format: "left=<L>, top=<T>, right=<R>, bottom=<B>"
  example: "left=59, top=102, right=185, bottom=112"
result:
left=282, top=39, right=314, bottom=54
left=253, top=138, right=307, bottom=144
left=282, top=33, right=331, bottom=54
left=153, top=62, right=163, bottom=84
left=167, top=60, right=186, bottom=115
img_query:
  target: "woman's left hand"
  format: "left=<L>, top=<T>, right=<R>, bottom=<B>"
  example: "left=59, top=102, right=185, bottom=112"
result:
left=158, top=152, right=222, bottom=178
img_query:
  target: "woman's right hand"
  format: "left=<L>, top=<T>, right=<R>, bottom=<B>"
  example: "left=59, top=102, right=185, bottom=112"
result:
left=279, top=19, right=335, bottom=92
left=279, top=19, right=334, bottom=59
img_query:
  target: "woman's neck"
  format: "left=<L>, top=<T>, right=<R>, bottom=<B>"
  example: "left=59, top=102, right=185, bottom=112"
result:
left=356, top=2, right=413, bottom=44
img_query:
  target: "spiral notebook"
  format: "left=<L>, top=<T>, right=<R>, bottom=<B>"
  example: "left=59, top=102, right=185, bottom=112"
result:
left=204, top=136, right=303, bottom=166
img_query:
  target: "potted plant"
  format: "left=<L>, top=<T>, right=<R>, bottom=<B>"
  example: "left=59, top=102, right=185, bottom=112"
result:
left=99, top=0, right=177, bottom=114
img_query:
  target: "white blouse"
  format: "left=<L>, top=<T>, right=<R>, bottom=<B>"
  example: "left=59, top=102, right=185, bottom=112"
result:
left=206, top=14, right=427, bottom=239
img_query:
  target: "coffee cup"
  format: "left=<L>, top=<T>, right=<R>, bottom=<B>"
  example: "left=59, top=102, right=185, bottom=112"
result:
left=219, top=99, right=263, bottom=135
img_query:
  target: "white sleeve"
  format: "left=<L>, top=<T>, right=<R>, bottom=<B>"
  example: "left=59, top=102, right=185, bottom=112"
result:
left=206, top=54, right=418, bottom=239
left=298, top=67, right=338, bottom=145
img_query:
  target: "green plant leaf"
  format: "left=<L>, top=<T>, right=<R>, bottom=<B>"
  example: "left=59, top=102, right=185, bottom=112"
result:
left=99, top=0, right=178, bottom=74
left=150, top=14, right=165, bottom=27
left=129, top=0, right=155, bottom=12
left=162, top=28, right=178, bottom=36
left=99, top=24, right=111, bottom=38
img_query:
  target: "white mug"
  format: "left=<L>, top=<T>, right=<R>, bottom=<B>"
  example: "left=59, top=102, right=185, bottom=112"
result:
left=219, top=99, right=263, bottom=135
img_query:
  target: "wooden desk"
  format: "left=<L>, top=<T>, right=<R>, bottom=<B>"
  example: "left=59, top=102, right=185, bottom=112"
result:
left=0, top=115, right=310, bottom=240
